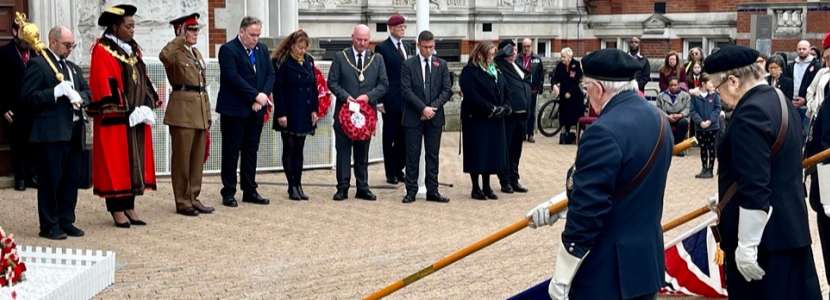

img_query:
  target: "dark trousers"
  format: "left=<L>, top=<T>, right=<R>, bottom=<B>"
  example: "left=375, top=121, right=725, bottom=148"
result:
left=724, top=246, right=821, bottom=300
left=381, top=111, right=406, bottom=180
left=499, top=115, right=527, bottom=186
left=403, top=122, right=442, bottom=196
left=6, top=119, right=37, bottom=181
left=817, top=211, right=830, bottom=299
left=525, top=93, right=538, bottom=136
left=220, top=113, right=263, bottom=197
left=334, top=122, right=370, bottom=191
left=36, top=122, right=82, bottom=232
left=105, top=196, right=136, bottom=212
left=696, top=130, right=717, bottom=169
left=670, top=118, right=689, bottom=145
left=281, top=132, right=306, bottom=188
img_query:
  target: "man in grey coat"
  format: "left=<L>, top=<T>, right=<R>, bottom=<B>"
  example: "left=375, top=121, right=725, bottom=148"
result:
left=327, top=24, right=389, bottom=201
left=656, top=77, right=691, bottom=150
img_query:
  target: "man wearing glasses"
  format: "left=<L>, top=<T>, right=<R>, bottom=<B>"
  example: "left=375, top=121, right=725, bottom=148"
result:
left=519, top=38, right=544, bottom=143
left=374, top=14, right=410, bottom=185
left=21, top=25, right=90, bottom=240
left=159, top=13, right=214, bottom=216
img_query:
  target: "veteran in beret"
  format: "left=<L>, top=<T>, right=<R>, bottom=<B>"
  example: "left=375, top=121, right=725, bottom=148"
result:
left=525, top=48, right=674, bottom=300
left=159, top=13, right=214, bottom=217
left=705, top=45, right=821, bottom=300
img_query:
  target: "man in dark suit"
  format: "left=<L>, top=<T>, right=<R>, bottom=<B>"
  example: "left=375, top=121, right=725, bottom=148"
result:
left=327, top=24, right=389, bottom=201
left=216, top=16, right=275, bottom=207
left=707, top=46, right=820, bottom=299
left=399, top=30, right=451, bottom=204
left=374, top=14, right=409, bottom=184
left=495, top=39, right=531, bottom=194
left=21, top=26, right=90, bottom=240
left=526, top=49, right=673, bottom=300
left=0, top=20, right=38, bottom=191
left=519, top=38, right=544, bottom=143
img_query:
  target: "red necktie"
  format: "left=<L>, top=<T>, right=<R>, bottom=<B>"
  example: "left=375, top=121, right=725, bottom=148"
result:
left=397, top=42, right=405, bottom=58
left=20, top=50, right=29, bottom=66
left=524, top=55, right=530, bottom=70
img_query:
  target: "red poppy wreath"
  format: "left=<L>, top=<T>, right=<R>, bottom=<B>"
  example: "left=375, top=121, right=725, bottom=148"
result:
left=338, top=100, right=377, bottom=141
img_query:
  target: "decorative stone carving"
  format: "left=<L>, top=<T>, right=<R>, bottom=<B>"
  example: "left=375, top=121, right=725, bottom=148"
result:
left=499, top=0, right=515, bottom=7
left=447, top=0, right=466, bottom=6
left=643, top=13, right=671, bottom=35
left=393, top=0, right=414, bottom=5
left=774, top=9, right=803, bottom=37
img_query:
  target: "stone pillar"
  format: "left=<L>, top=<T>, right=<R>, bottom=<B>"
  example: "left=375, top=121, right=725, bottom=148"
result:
left=414, top=0, right=430, bottom=199
left=246, top=0, right=269, bottom=37
left=28, top=0, right=73, bottom=58
left=616, top=37, right=623, bottom=50
left=279, top=0, right=298, bottom=36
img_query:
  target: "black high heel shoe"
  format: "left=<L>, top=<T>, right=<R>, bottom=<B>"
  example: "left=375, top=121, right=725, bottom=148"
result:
left=124, top=211, right=147, bottom=226
left=111, top=212, right=131, bottom=228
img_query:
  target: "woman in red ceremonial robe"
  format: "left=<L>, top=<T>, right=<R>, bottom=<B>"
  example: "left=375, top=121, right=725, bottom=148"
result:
left=86, top=5, right=160, bottom=228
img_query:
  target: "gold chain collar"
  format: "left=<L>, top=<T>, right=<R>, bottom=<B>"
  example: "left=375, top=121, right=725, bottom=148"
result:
left=341, top=49, right=375, bottom=82
left=99, top=43, right=139, bottom=83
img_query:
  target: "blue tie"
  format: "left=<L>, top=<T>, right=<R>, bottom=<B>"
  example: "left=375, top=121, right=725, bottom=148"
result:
left=248, top=48, right=256, bottom=65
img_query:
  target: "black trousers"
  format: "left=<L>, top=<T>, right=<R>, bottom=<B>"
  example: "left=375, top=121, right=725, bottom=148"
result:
left=220, top=113, right=264, bottom=197
left=281, top=132, right=306, bottom=187
left=499, top=115, right=527, bottom=186
left=696, top=130, right=717, bottom=169
left=381, top=111, right=406, bottom=180
left=403, top=122, right=442, bottom=196
left=105, top=196, right=136, bottom=212
left=724, top=246, right=821, bottom=300
left=36, top=122, right=82, bottom=232
left=525, top=93, right=538, bottom=136
left=334, top=122, right=370, bottom=191
left=817, top=210, right=830, bottom=299
left=5, top=118, right=37, bottom=181
left=671, top=118, right=689, bottom=145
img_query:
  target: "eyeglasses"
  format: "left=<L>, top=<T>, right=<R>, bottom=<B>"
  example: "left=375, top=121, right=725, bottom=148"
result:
left=61, top=42, right=77, bottom=50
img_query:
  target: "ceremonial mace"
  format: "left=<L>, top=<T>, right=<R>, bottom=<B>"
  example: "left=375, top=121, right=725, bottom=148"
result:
left=363, top=138, right=698, bottom=300
left=15, top=12, right=78, bottom=108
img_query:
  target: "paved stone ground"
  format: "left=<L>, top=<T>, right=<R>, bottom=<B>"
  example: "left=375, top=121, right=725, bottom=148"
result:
left=0, top=134, right=826, bottom=299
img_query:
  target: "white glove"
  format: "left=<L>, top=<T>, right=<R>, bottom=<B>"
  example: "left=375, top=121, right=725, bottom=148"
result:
left=66, top=89, right=82, bottom=109
left=526, top=192, right=568, bottom=229
left=53, top=81, right=74, bottom=101
left=138, top=106, right=156, bottom=125
left=548, top=245, right=588, bottom=300
left=735, top=206, right=772, bottom=282
left=128, top=108, right=144, bottom=127
left=706, top=192, right=719, bottom=215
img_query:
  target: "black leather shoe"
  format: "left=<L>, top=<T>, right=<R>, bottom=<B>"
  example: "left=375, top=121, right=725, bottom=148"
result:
left=701, top=168, right=714, bottom=179
left=510, top=182, right=529, bottom=193
left=59, top=223, right=85, bottom=237
left=222, top=195, right=238, bottom=207
left=471, top=188, right=487, bottom=200
left=355, top=190, right=377, bottom=201
left=483, top=189, right=498, bottom=200
left=288, top=186, right=302, bottom=201
left=386, top=177, right=399, bottom=184
left=333, top=189, right=348, bottom=201
left=242, top=192, right=270, bottom=205
left=13, top=180, right=25, bottom=191
left=124, top=211, right=147, bottom=225
left=694, top=169, right=706, bottom=178
left=25, top=177, right=37, bottom=188
left=110, top=212, right=131, bottom=228
left=176, top=207, right=200, bottom=217
left=397, top=174, right=406, bottom=182
left=39, top=229, right=67, bottom=240
left=426, top=192, right=450, bottom=203
left=193, top=204, right=215, bottom=214
left=402, top=195, right=416, bottom=203
left=501, top=185, right=514, bottom=194
left=297, top=185, right=309, bottom=200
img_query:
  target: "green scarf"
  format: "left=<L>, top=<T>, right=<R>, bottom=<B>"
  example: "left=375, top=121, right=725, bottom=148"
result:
left=480, top=62, right=498, bottom=80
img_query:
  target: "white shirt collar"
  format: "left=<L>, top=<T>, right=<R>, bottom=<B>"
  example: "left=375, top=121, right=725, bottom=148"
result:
left=104, top=33, right=133, bottom=56
left=418, top=53, right=431, bottom=63
left=353, top=46, right=366, bottom=62
left=390, top=35, right=403, bottom=47
left=47, top=48, right=62, bottom=62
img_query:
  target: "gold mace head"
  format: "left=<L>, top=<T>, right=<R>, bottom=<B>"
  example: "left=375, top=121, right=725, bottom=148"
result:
left=14, top=12, right=46, bottom=53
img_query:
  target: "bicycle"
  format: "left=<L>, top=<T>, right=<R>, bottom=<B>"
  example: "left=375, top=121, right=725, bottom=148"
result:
left=537, top=96, right=562, bottom=137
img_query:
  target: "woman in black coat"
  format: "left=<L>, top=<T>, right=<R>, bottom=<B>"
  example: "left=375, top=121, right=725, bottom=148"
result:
left=550, top=47, right=585, bottom=144
left=271, top=30, right=319, bottom=201
left=460, top=41, right=509, bottom=200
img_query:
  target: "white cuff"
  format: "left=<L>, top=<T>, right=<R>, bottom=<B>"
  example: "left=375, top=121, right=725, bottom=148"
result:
left=553, top=244, right=587, bottom=286
left=737, top=206, right=772, bottom=248
left=816, top=163, right=830, bottom=209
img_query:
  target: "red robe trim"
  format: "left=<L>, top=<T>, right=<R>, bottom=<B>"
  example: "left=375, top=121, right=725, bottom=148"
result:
left=89, top=40, right=157, bottom=198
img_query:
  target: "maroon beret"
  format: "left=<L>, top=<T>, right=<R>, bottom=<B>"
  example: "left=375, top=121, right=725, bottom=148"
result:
left=824, top=31, right=830, bottom=50
left=387, top=14, right=405, bottom=26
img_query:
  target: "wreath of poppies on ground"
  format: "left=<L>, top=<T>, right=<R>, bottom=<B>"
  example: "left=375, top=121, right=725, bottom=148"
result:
left=338, top=101, right=376, bottom=141
left=0, top=226, right=26, bottom=294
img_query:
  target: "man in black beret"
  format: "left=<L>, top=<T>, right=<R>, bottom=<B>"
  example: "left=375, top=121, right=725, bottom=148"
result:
left=704, top=45, right=821, bottom=299
left=525, top=48, right=673, bottom=300
left=494, top=39, right=531, bottom=194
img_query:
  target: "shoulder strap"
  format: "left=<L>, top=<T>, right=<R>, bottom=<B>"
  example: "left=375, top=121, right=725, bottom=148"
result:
left=716, top=87, right=789, bottom=213
left=612, top=112, right=666, bottom=202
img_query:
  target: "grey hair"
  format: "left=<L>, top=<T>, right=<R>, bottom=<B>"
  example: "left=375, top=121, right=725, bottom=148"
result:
left=240, top=16, right=262, bottom=30
left=48, top=25, right=67, bottom=41
left=585, top=76, right=638, bottom=98
left=712, top=63, right=765, bottom=89
left=561, top=47, right=573, bottom=57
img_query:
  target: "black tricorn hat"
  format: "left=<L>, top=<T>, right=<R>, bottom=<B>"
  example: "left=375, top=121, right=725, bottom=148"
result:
left=97, top=4, right=137, bottom=27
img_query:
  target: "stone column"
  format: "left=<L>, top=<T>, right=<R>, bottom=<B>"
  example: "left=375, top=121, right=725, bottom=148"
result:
left=28, top=0, right=74, bottom=58
left=279, top=0, right=298, bottom=36
left=246, top=0, right=269, bottom=37
left=414, top=0, right=430, bottom=199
